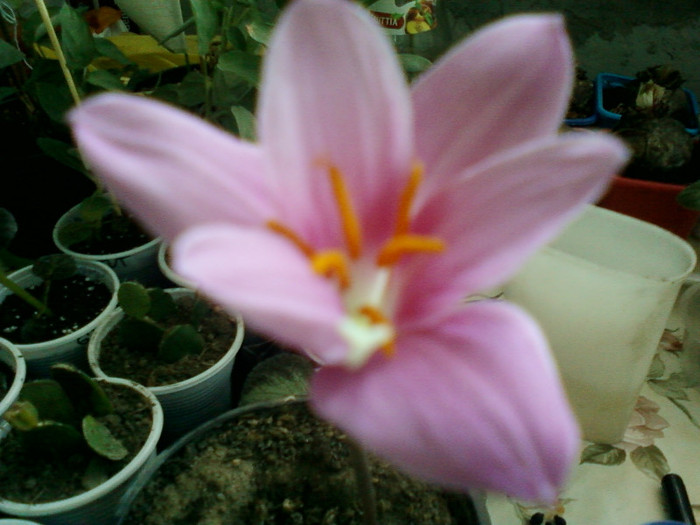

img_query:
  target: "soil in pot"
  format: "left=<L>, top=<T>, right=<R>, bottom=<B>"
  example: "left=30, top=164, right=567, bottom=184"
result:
left=122, top=402, right=479, bottom=524
left=65, top=212, right=152, bottom=256
left=0, top=361, right=13, bottom=400
left=98, top=295, right=238, bottom=387
left=0, top=382, right=153, bottom=503
left=0, top=274, right=112, bottom=344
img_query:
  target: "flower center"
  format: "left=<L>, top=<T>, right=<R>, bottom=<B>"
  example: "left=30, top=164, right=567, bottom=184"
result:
left=267, top=161, right=445, bottom=368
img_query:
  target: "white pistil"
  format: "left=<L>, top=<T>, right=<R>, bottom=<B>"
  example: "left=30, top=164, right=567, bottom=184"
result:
left=339, top=314, right=395, bottom=369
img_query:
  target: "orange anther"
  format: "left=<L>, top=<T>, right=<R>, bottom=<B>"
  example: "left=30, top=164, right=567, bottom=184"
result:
left=376, top=234, right=445, bottom=266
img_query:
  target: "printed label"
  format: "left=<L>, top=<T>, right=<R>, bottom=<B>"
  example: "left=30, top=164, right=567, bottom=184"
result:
left=367, top=0, right=438, bottom=36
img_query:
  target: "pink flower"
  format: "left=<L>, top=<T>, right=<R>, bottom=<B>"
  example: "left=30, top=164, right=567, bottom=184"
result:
left=616, top=396, right=669, bottom=452
left=69, top=0, right=628, bottom=501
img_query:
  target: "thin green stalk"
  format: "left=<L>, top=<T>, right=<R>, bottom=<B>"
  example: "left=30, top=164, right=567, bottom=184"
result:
left=348, top=439, right=378, bottom=525
left=0, top=270, right=49, bottom=316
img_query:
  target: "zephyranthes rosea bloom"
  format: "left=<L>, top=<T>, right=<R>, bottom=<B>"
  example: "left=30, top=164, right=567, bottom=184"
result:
left=70, top=0, right=628, bottom=501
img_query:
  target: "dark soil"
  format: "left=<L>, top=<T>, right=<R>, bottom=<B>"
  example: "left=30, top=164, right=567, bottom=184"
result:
left=122, top=402, right=479, bottom=525
left=0, top=275, right=113, bottom=344
left=98, top=295, right=238, bottom=387
left=0, top=382, right=154, bottom=503
left=0, top=361, right=14, bottom=400
left=68, top=214, right=152, bottom=255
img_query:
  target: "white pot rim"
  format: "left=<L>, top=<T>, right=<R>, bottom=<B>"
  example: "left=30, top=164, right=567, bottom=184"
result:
left=0, top=338, right=26, bottom=417
left=88, top=288, right=244, bottom=394
left=0, top=377, right=163, bottom=516
left=2, top=261, right=119, bottom=356
left=53, top=203, right=161, bottom=261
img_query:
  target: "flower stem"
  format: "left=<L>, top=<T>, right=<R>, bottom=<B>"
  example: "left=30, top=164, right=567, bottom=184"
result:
left=347, top=439, right=378, bottom=525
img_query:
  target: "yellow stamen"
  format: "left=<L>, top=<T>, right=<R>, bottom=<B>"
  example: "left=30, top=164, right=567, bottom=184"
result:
left=328, top=165, right=362, bottom=259
left=358, top=305, right=396, bottom=358
left=376, top=234, right=445, bottom=266
left=395, top=161, right=424, bottom=236
left=267, top=220, right=314, bottom=258
left=311, top=250, right=351, bottom=289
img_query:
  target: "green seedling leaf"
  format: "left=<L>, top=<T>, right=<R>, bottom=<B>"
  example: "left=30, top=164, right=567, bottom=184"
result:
left=0, top=208, right=18, bottom=250
left=23, top=420, right=83, bottom=457
left=189, top=0, right=219, bottom=56
left=50, top=363, right=113, bottom=417
left=32, top=254, right=76, bottom=281
left=399, top=53, right=432, bottom=74
left=58, top=3, right=97, bottom=69
left=158, top=324, right=205, bottom=363
left=82, top=415, right=128, bottom=461
left=3, top=400, right=40, bottom=431
left=82, top=456, right=111, bottom=489
left=118, top=317, right=164, bottom=351
left=57, top=220, right=93, bottom=247
left=147, top=288, right=177, bottom=322
left=580, top=443, right=626, bottom=466
left=244, top=20, right=273, bottom=45
left=0, top=39, right=24, bottom=69
left=93, top=37, right=131, bottom=65
left=35, top=80, right=74, bottom=122
left=118, top=282, right=151, bottom=319
left=189, top=296, right=211, bottom=326
left=231, top=105, right=256, bottom=141
left=36, top=137, right=90, bottom=176
left=240, top=353, right=314, bottom=405
left=217, top=50, right=261, bottom=86
left=78, top=192, right=112, bottom=223
left=20, top=379, right=76, bottom=424
left=86, top=69, right=127, bottom=91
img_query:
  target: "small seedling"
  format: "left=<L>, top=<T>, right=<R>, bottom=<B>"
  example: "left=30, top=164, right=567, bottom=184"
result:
left=116, top=281, right=206, bottom=364
left=2, top=363, right=129, bottom=489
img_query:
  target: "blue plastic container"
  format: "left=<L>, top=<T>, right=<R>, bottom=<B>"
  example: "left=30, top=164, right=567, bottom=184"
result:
left=596, top=73, right=700, bottom=135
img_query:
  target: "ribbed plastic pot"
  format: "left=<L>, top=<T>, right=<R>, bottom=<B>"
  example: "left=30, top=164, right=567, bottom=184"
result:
left=0, top=261, right=119, bottom=377
left=0, top=338, right=25, bottom=419
left=88, top=288, right=245, bottom=440
left=0, top=378, right=163, bottom=525
left=53, top=203, right=164, bottom=286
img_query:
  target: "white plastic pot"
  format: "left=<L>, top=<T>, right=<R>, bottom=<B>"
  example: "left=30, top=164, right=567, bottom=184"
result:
left=88, top=288, right=245, bottom=440
left=0, top=377, right=164, bottom=525
left=53, top=203, right=164, bottom=286
left=0, top=261, right=119, bottom=378
left=156, top=242, right=195, bottom=289
left=0, top=338, right=25, bottom=419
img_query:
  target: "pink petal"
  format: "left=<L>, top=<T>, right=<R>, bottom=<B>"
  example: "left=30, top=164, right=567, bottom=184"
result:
left=257, top=0, right=413, bottom=248
left=412, top=15, right=573, bottom=196
left=397, top=132, right=629, bottom=326
left=171, top=224, right=347, bottom=362
left=311, top=300, right=579, bottom=502
left=69, top=93, right=275, bottom=241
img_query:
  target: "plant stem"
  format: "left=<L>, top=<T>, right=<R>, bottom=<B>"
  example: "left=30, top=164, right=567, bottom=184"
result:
left=33, top=0, right=81, bottom=106
left=0, top=270, right=49, bottom=316
left=347, top=439, right=378, bottom=525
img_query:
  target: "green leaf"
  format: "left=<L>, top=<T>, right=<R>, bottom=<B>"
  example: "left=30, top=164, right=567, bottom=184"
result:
left=580, top=443, right=626, bottom=466
left=240, top=353, right=314, bottom=405
left=93, top=37, right=132, bottom=65
left=85, top=69, right=127, bottom=91
left=0, top=86, right=17, bottom=103
left=58, top=3, right=97, bottom=70
left=36, top=137, right=89, bottom=175
left=189, top=0, right=220, bottom=56
left=83, top=415, right=128, bottom=461
left=78, top=193, right=112, bottom=223
left=678, top=180, right=700, bottom=210
left=630, top=445, right=670, bottom=481
left=146, top=287, right=177, bottom=322
left=35, top=80, right=74, bottom=122
left=244, top=20, right=273, bottom=45
left=173, top=71, right=207, bottom=108
left=217, top=50, right=261, bottom=86
left=230, top=105, right=256, bottom=140
left=399, top=53, right=432, bottom=74
left=157, top=324, right=205, bottom=363
left=3, top=400, right=39, bottom=431
left=0, top=39, right=25, bottom=69
left=118, top=281, right=151, bottom=319
left=20, top=379, right=76, bottom=424
left=32, top=254, right=76, bottom=281
left=51, top=363, right=114, bottom=417
left=0, top=208, right=18, bottom=250
left=118, top=317, right=164, bottom=352
left=23, top=420, right=83, bottom=457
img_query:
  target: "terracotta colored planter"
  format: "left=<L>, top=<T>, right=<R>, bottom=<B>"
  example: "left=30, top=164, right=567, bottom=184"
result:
left=596, top=176, right=700, bottom=238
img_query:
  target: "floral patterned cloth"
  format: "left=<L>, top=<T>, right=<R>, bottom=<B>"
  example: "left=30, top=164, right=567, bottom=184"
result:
left=486, top=305, right=700, bottom=524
